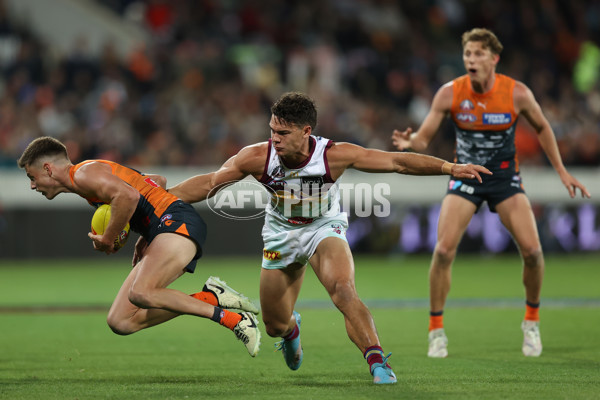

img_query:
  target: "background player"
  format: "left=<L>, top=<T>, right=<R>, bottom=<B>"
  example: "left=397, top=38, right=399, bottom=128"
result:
left=391, top=28, right=591, bottom=358
left=17, top=136, right=261, bottom=357
left=169, top=92, right=491, bottom=384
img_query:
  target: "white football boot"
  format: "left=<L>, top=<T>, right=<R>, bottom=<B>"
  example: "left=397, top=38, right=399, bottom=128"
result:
left=521, top=320, right=542, bottom=357
left=203, top=276, right=260, bottom=314
left=233, top=312, right=261, bottom=357
left=428, top=328, right=448, bottom=358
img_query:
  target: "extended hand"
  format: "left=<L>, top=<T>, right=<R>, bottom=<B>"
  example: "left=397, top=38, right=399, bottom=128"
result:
left=391, top=128, right=413, bottom=151
left=451, top=164, right=492, bottom=183
left=560, top=172, right=591, bottom=199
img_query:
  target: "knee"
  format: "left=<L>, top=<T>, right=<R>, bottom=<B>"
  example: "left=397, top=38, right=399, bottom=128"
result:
left=521, top=246, right=543, bottom=268
left=263, top=317, right=292, bottom=338
left=433, top=242, right=457, bottom=266
left=106, top=314, right=135, bottom=336
left=128, top=287, right=155, bottom=309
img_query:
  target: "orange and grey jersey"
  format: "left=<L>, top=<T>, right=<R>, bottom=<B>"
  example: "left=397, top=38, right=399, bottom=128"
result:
left=450, top=74, right=519, bottom=176
left=69, top=160, right=179, bottom=237
left=258, top=136, right=342, bottom=225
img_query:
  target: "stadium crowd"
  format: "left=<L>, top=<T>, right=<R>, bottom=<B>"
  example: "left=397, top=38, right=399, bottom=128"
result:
left=0, top=0, right=598, bottom=168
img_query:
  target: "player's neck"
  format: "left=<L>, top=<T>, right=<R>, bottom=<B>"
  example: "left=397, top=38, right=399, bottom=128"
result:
left=54, top=163, right=76, bottom=192
left=280, top=137, right=313, bottom=169
left=471, top=73, right=495, bottom=94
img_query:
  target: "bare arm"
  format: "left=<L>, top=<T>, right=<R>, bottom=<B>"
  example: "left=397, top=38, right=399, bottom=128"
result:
left=73, top=163, right=140, bottom=254
left=169, top=143, right=268, bottom=203
left=515, top=82, right=591, bottom=198
left=143, top=174, right=167, bottom=189
left=392, top=83, right=453, bottom=152
left=327, top=142, right=491, bottom=182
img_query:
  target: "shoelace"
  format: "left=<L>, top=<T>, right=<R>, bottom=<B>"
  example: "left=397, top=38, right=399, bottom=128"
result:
left=381, top=352, right=392, bottom=366
left=524, top=328, right=540, bottom=341
left=274, top=339, right=285, bottom=352
left=371, top=352, right=393, bottom=375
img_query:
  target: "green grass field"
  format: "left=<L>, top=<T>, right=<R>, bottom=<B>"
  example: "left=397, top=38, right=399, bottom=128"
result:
left=1, top=254, right=599, bottom=400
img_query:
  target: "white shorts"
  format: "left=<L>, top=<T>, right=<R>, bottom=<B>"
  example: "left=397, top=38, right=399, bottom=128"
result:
left=261, top=213, right=349, bottom=269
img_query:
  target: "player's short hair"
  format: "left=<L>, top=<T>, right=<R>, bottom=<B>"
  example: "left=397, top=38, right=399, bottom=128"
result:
left=462, top=28, right=503, bottom=55
left=271, top=92, right=317, bottom=130
left=17, top=136, right=69, bottom=168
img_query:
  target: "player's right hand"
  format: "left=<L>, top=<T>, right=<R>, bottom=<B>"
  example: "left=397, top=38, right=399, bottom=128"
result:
left=88, top=232, right=117, bottom=255
left=451, top=163, right=492, bottom=183
left=392, top=128, right=413, bottom=151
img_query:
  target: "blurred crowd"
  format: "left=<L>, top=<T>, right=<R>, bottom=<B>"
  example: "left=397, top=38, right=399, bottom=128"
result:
left=0, top=0, right=599, bottom=168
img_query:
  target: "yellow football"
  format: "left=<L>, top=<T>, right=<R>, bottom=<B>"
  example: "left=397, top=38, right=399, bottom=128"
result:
left=91, top=204, right=130, bottom=249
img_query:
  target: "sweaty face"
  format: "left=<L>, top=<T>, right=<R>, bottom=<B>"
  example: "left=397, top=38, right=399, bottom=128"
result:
left=25, top=163, right=59, bottom=199
left=269, top=114, right=310, bottom=158
left=463, top=41, right=498, bottom=86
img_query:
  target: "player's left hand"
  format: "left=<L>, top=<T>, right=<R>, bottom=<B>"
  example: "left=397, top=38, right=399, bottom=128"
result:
left=559, top=171, right=591, bottom=198
left=451, top=163, right=492, bottom=183
left=88, top=232, right=118, bottom=255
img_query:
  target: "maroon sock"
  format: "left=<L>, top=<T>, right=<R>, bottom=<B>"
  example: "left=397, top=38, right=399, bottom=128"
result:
left=284, top=323, right=299, bottom=341
left=364, top=345, right=385, bottom=371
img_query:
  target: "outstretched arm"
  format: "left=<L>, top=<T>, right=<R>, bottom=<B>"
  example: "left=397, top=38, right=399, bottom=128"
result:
left=169, top=143, right=268, bottom=203
left=515, top=82, right=591, bottom=198
left=327, top=143, right=492, bottom=182
left=391, top=83, right=453, bottom=152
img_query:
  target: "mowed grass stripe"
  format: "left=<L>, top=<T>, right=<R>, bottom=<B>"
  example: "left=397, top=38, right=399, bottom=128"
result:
left=2, top=297, right=600, bottom=313
left=1, top=254, right=599, bottom=305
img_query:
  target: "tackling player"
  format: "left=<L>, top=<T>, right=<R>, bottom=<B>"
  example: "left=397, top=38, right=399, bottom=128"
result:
left=169, top=91, right=491, bottom=384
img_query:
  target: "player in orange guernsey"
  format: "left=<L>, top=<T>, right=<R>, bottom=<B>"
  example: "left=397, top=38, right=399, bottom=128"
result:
left=17, top=136, right=261, bottom=357
left=392, top=28, right=591, bottom=358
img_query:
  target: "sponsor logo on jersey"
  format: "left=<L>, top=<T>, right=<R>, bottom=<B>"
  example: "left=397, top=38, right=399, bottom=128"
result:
left=263, top=249, right=282, bottom=260
left=456, top=113, right=477, bottom=122
left=483, top=113, right=511, bottom=124
left=301, top=176, right=324, bottom=187
left=160, top=214, right=172, bottom=223
left=459, top=99, right=474, bottom=110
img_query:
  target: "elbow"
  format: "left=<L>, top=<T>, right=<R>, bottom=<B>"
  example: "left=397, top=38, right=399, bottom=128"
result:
left=154, top=176, right=167, bottom=189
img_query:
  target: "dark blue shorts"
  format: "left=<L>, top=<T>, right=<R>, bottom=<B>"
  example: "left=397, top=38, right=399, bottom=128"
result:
left=146, top=201, right=207, bottom=273
left=446, top=173, right=525, bottom=213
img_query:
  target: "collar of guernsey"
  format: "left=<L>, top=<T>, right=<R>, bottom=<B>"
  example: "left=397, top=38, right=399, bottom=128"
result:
left=259, top=136, right=341, bottom=223
left=450, top=73, right=518, bottom=131
left=69, top=160, right=177, bottom=217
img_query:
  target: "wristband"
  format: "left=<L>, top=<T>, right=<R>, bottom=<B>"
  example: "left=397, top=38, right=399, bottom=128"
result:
left=441, top=162, right=454, bottom=175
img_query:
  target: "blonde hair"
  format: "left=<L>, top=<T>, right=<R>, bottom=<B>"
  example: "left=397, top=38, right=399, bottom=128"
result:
left=462, top=28, right=503, bottom=55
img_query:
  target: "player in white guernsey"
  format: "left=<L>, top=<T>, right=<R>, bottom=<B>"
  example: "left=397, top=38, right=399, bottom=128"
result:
left=170, top=92, right=490, bottom=384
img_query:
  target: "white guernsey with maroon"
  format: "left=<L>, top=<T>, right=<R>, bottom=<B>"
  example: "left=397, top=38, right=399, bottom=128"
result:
left=258, top=135, right=348, bottom=269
